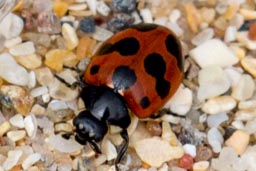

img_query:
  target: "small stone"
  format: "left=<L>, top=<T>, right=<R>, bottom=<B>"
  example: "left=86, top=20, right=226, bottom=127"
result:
left=178, top=153, right=194, bottom=170
left=224, top=4, right=238, bottom=20
left=146, top=121, right=162, bottom=136
left=239, top=9, right=256, bottom=20
left=207, top=127, right=223, bottom=153
left=202, top=96, right=237, bottom=115
left=37, top=11, right=61, bottom=34
left=2, top=150, right=23, bottom=170
left=46, top=134, right=83, bottom=153
left=189, top=39, right=239, bottom=68
left=97, top=1, right=110, bottom=16
left=185, top=3, right=202, bottom=32
left=214, top=16, right=228, bottom=32
left=107, top=13, right=134, bottom=33
left=9, top=41, right=35, bottom=56
left=9, top=114, right=24, bottom=128
left=111, top=0, right=137, bottom=13
left=248, top=23, right=256, bottom=40
left=86, top=0, right=97, bottom=15
left=31, top=104, right=46, bottom=116
left=135, top=137, right=184, bottom=167
left=0, top=53, right=29, bottom=86
left=31, top=86, right=48, bottom=98
left=24, top=115, right=37, bottom=137
left=62, top=23, right=79, bottom=50
left=239, top=100, right=256, bottom=110
left=237, top=31, right=256, bottom=50
left=200, top=7, right=216, bottom=24
left=0, top=13, right=24, bottom=39
left=230, top=14, right=244, bottom=29
left=224, top=26, right=237, bottom=42
left=76, top=36, right=96, bottom=59
left=235, top=109, right=256, bottom=121
left=22, top=153, right=41, bottom=170
left=22, top=32, right=51, bottom=48
left=224, top=67, right=242, bottom=86
left=191, top=28, right=214, bottom=46
left=0, top=121, right=11, bottom=136
left=231, top=74, right=255, bottom=101
left=193, top=161, right=209, bottom=171
left=225, top=130, right=249, bottom=155
left=4, top=36, right=22, bottom=48
left=92, top=26, right=113, bottom=41
left=94, top=154, right=107, bottom=167
left=0, top=85, right=34, bottom=115
left=32, top=0, right=53, bottom=13
left=197, top=66, right=231, bottom=100
left=55, top=123, right=73, bottom=132
left=79, top=17, right=95, bottom=33
left=7, top=130, right=26, bottom=142
left=230, top=45, right=246, bottom=59
left=194, top=145, right=213, bottom=162
left=101, top=139, right=117, bottom=161
left=183, top=144, right=197, bottom=157
left=34, top=67, right=54, bottom=87
left=164, top=85, right=192, bottom=115
left=140, top=8, right=153, bottom=23
left=244, top=120, right=256, bottom=134
left=241, top=56, right=256, bottom=78
left=15, top=53, right=42, bottom=69
left=169, top=9, right=181, bottom=23
left=53, top=1, right=69, bottom=17
left=207, top=113, right=229, bottom=128
left=161, top=121, right=179, bottom=146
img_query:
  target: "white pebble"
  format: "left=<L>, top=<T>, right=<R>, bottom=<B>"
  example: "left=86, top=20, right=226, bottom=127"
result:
left=46, top=134, right=83, bottom=153
left=28, top=71, right=36, bottom=88
left=197, top=66, right=231, bottom=100
left=193, top=161, right=209, bottom=171
left=62, top=23, right=79, bottom=50
left=191, top=28, right=214, bottom=46
left=0, top=53, right=29, bottom=86
left=189, top=39, right=239, bottom=68
left=164, top=85, right=192, bottom=115
left=207, top=113, right=229, bottom=128
left=224, top=26, right=237, bottom=42
left=166, top=22, right=184, bottom=37
left=202, top=96, right=237, bottom=115
left=224, top=67, right=243, bottom=86
left=7, top=130, right=26, bottom=142
left=183, top=144, right=196, bottom=157
left=9, top=114, right=24, bottom=128
left=169, top=9, right=181, bottom=23
left=235, top=109, right=256, bottom=121
left=237, top=31, right=256, bottom=50
left=207, top=127, right=223, bottom=153
left=135, top=137, right=184, bottom=167
left=94, top=154, right=107, bottom=167
left=30, top=86, right=48, bottom=97
left=161, top=114, right=181, bottom=124
left=2, top=150, right=23, bottom=170
left=239, top=100, right=256, bottom=110
left=244, top=120, right=256, bottom=134
left=96, top=1, right=110, bottom=16
left=24, top=115, right=37, bottom=137
left=22, top=153, right=41, bottom=170
left=48, top=100, right=68, bottom=110
left=4, top=36, right=22, bottom=48
left=0, top=13, right=24, bottom=39
left=92, top=26, right=113, bottom=41
left=102, top=139, right=117, bottom=161
left=85, top=0, right=97, bottom=15
left=140, top=8, right=153, bottom=23
left=9, top=41, right=35, bottom=56
left=231, top=74, right=255, bottom=101
left=68, top=4, right=87, bottom=11
left=230, top=14, right=244, bottom=29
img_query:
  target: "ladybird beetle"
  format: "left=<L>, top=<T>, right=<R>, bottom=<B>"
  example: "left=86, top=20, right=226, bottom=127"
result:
left=72, top=23, right=183, bottom=170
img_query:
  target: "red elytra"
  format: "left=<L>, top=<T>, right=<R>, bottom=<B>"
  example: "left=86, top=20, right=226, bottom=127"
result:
left=84, top=23, right=183, bottom=118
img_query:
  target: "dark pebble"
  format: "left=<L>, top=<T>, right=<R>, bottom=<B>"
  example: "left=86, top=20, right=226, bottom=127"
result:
left=107, top=13, right=134, bottom=32
left=79, top=17, right=95, bottom=33
left=111, top=0, right=137, bottom=13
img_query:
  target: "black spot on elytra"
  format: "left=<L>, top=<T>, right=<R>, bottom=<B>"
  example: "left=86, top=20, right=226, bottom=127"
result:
left=130, top=23, right=158, bottom=32
left=96, top=38, right=139, bottom=56
left=144, top=53, right=170, bottom=99
left=165, top=34, right=183, bottom=71
left=140, top=96, right=150, bottom=109
left=90, top=65, right=100, bottom=75
left=112, top=66, right=136, bottom=90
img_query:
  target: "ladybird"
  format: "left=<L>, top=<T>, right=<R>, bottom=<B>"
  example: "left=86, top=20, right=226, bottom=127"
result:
left=72, top=23, right=183, bottom=170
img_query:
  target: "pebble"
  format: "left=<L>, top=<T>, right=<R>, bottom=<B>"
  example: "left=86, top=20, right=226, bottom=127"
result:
left=207, top=113, right=229, bottom=128
left=239, top=9, right=256, bottom=20
left=107, top=13, right=135, bottom=32
left=92, top=26, right=113, bottom=41
left=140, top=8, right=153, bottom=23
left=146, top=121, right=162, bottom=136
left=34, top=67, right=54, bottom=87
left=53, top=1, right=69, bottom=17
left=4, top=36, right=22, bottom=48
left=164, top=85, right=192, bottom=115
left=9, top=114, right=25, bottom=128
left=31, top=104, right=46, bottom=116
left=191, top=28, right=214, bottom=46
left=178, top=153, right=194, bottom=170
left=2, top=150, right=23, bottom=170
left=236, top=31, right=256, bottom=50
left=111, top=0, right=137, bottom=13
left=0, top=121, right=11, bottom=136
left=224, top=26, right=237, bottom=42
left=202, top=96, right=237, bottom=115
left=200, top=7, right=216, bottom=24
left=184, top=3, right=201, bottom=32
left=31, top=86, right=48, bottom=98
left=241, top=56, right=256, bottom=78
left=55, top=123, right=73, bottom=132
left=86, top=0, right=97, bottom=15
left=46, top=134, right=83, bottom=153
left=37, top=11, right=61, bottom=34
left=7, top=130, right=26, bottom=142
left=161, top=121, right=179, bottom=146
left=97, top=1, right=111, bottom=16
left=248, top=22, right=256, bottom=40
left=76, top=36, right=96, bottom=58
left=22, top=153, right=41, bottom=170
left=190, top=39, right=239, bottom=68
left=194, top=145, right=213, bottom=162
left=235, top=109, right=256, bottom=121
left=193, top=161, right=209, bottom=171
left=225, top=130, right=250, bottom=155
left=224, top=67, right=242, bottom=86
left=101, top=139, right=117, bottom=161
left=135, top=137, right=184, bottom=167
left=0, top=85, right=34, bottom=115
left=183, top=144, right=197, bottom=157
left=239, top=100, right=256, bottom=110
left=9, top=41, right=36, bottom=56
left=68, top=3, right=87, bottom=11
left=0, top=53, right=29, bottom=86
left=14, top=53, right=42, bottom=69
left=79, top=17, right=95, bottom=33
left=244, top=120, right=256, bottom=134
left=207, top=127, right=224, bottom=153
left=231, top=74, right=255, bottom=101
left=0, top=13, right=24, bottom=39
left=24, top=115, right=37, bottom=137
left=197, top=66, right=231, bottom=100
left=62, top=23, right=79, bottom=50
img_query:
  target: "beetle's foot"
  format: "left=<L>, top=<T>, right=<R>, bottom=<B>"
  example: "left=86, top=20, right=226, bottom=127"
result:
left=115, top=129, right=129, bottom=171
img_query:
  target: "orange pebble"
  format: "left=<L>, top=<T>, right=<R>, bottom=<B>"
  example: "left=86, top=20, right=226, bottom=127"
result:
left=249, top=22, right=256, bottom=40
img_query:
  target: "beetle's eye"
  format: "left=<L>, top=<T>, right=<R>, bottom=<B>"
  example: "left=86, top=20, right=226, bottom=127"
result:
left=89, top=131, right=95, bottom=137
left=78, top=123, right=84, bottom=130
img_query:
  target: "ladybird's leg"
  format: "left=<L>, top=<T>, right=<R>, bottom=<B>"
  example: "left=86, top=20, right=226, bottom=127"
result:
left=88, top=139, right=102, bottom=154
left=63, top=65, right=81, bottom=73
left=54, top=74, right=85, bottom=89
left=115, top=129, right=129, bottom=171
